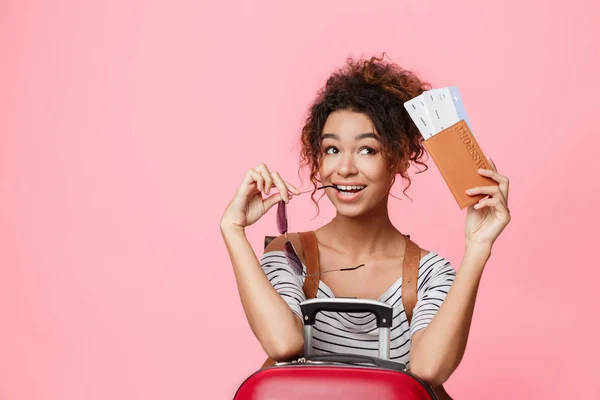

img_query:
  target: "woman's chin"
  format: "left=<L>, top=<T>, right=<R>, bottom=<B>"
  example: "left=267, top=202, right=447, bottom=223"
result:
left=332, top=200, right=373, bottom=218
left=331, top=193, right=388, bottom=218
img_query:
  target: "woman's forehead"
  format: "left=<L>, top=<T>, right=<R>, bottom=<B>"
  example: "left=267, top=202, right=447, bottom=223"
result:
left=322, top=110, right=380, bottom=140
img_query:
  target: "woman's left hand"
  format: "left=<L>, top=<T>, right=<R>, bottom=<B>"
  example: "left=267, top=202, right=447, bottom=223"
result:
left=464, top=157, right=511, bottom=251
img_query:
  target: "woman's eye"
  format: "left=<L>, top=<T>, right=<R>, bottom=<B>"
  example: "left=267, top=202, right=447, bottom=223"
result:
left=359, top=147, right=376, bottom=155
left=324, top=146, right=339, bottom=154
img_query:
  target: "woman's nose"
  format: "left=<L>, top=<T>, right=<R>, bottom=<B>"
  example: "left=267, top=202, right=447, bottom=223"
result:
left=337, top=154, right=358, bottom=177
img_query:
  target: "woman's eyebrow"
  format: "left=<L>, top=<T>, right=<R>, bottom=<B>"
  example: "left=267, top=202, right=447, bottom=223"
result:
left=321, top=133, right=381, bottom=141
left=355, top=133, right=380, bottom=141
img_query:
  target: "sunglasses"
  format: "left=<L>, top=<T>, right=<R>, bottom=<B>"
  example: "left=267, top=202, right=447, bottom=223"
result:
left=276, top=185, right=365, bottom=277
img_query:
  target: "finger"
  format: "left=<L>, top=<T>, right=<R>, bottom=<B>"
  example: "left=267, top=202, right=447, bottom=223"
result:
left=240, top=169, right=261, bottom=194
left=487, top=156, right=498, bottom=172
left=256, top=163, right=274, bottom=194
left=263, top=192, right=286, bottom=211
left=270, top=172, right=290, bottom=203
left=241, top=169, right=255, bottom=186
left=250, top=170, right=264, bottom=193
left=478, top=168, right=509, bottom=202
left=284, top=180, right=301, bottom=195
left=486, top=156, right=510, bottom=202
left=473, top=196, right=509, bottom=215
left=466, top=186, right=504, bottom=201
left=473, top=197, right=498, bottom=210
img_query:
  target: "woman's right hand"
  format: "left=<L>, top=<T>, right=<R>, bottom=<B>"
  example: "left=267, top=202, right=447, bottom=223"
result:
left=220, top=163, right=301, bottom=231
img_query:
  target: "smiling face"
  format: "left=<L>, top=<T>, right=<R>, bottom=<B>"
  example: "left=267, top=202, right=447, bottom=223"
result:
left=318, top=109, right=395, bottom=217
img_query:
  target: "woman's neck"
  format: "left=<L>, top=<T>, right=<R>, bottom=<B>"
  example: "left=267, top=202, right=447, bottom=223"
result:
left=322, top=200, right=403, bottom=258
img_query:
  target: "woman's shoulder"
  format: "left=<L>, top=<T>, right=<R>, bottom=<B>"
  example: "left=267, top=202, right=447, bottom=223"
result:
left=417, top=246, right=449, bottom=262
left=419, top=247, right=431, bottom=261
left=411, top=237, right=448, bottom=264
left=416, top=248, right=456, bottom=279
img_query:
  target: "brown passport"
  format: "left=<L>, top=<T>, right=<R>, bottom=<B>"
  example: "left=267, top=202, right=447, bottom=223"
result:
left=422, top=120, right=498, bottom=209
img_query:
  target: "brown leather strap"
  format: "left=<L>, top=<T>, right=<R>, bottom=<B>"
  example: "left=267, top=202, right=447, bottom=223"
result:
left=299, top=231, right=320, bottom=299
left=402, top=236, right=420, bottom=325
left=402, top=236, right=454, bottom=400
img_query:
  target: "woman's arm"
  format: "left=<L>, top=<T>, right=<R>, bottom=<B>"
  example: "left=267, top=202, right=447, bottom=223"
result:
left=221, top=226, right=304, bottom=360
left=410, top=158, right=510, bottom=386
left=408, top=246, right=490, bottom=386
left=220, top=163, right=304, bottom=360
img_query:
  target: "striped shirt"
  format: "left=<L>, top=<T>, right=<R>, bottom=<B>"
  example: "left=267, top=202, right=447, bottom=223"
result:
left=261, top=250, right=456, bottom=367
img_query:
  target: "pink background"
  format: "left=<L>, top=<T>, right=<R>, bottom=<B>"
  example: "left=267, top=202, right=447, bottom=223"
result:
left=1, top=0, right=599, bottom=399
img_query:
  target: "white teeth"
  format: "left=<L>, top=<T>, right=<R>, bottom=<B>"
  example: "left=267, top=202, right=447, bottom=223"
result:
left=336, top=185, right=366, bottom=191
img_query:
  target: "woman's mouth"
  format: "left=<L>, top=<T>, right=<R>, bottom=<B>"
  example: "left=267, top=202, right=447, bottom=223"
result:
left=332, top=184, right=366, bottom=202
left=334, top=184, right=366, bottom=194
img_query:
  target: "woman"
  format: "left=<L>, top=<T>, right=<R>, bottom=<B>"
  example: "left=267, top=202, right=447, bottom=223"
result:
left=220, top=54, right=511, bottom=387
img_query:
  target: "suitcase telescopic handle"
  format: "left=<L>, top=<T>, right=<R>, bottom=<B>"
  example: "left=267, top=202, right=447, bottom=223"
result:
left=300, top=298, right=393, bottom=327
left=299, top=298, right=394, bottom=359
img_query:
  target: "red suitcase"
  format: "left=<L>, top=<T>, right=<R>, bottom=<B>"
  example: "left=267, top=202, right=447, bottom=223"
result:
left=234, top=298, right=438, bottom=399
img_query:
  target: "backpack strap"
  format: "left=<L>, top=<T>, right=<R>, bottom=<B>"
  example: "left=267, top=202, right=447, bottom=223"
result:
left=401, top=236, right=421, bottom=324
left=402, top=236, right=454, bottom=400
left=299, top=231, right=320, bottom=299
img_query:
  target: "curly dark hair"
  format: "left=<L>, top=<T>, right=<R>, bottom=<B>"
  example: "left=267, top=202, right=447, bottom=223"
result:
left=299, top=53, right=431, bottom=209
